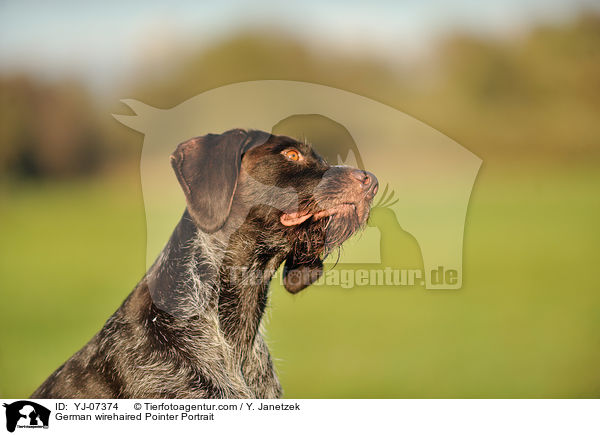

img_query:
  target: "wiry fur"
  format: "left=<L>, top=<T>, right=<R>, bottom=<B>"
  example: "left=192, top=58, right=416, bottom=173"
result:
left=31, top=130, right=377, bottom=399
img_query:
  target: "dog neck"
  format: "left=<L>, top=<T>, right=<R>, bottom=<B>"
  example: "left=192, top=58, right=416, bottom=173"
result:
left=146, top=208, right=287, bottom=352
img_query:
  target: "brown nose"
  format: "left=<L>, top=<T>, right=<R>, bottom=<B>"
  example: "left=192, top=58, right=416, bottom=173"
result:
left=350, top=169, right=378, bottom=194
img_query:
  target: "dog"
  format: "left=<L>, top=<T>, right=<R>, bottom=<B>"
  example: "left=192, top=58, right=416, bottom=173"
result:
left=31, top=129, right=378, bottom=398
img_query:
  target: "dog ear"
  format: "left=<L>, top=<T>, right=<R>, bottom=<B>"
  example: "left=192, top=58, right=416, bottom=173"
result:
left=170, top=129, right=258, bottom=233
left=282, top=254, right=324, bottom=293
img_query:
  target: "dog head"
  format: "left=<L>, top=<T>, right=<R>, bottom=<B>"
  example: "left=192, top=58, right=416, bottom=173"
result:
left=170, top=129, right=378, bottom=293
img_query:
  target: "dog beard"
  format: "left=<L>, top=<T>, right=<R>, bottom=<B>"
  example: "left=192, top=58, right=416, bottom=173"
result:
left=286, top=204, right=364, bottom=264
left=280, top=206, right=365, bottom=294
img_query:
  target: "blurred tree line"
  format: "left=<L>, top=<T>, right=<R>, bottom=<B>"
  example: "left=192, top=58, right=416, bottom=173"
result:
left=0, top=76, right=104, bottom=178
left=1, top=11, right=599, bottom=180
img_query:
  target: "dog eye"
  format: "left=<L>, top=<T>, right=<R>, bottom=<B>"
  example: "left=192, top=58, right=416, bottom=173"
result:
left=282, top=149, right=303, bottom=162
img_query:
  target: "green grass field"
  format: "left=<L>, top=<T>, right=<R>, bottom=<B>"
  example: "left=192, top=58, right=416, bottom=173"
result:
left=1, top=163, right=599, bottom=398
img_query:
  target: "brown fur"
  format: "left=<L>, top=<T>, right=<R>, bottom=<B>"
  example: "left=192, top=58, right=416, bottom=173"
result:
left=32, top=129, right=377, bottom=398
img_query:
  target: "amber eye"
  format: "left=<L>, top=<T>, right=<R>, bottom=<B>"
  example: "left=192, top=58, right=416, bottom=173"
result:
left=282, top=149, right=303, bottom=162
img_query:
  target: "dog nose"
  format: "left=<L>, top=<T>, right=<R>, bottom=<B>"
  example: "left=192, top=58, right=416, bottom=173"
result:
left=350, top=169, right=378, bottom=193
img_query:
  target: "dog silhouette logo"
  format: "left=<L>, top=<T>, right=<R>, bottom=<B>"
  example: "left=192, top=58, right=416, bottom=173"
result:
left=3, top=401, right=50, bottom=432
left=114, top=80, right=481, bottom=300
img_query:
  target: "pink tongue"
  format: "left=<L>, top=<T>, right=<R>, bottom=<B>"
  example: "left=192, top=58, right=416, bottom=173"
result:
left=280, top=212, right=313, bottom=226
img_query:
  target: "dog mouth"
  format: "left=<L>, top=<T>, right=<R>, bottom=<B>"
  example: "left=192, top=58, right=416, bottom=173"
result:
left=280, top=203, right=358, bottom=226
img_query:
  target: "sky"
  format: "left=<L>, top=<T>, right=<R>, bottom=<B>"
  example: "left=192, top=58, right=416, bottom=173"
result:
left=1, top=0, right=599, bottom=91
